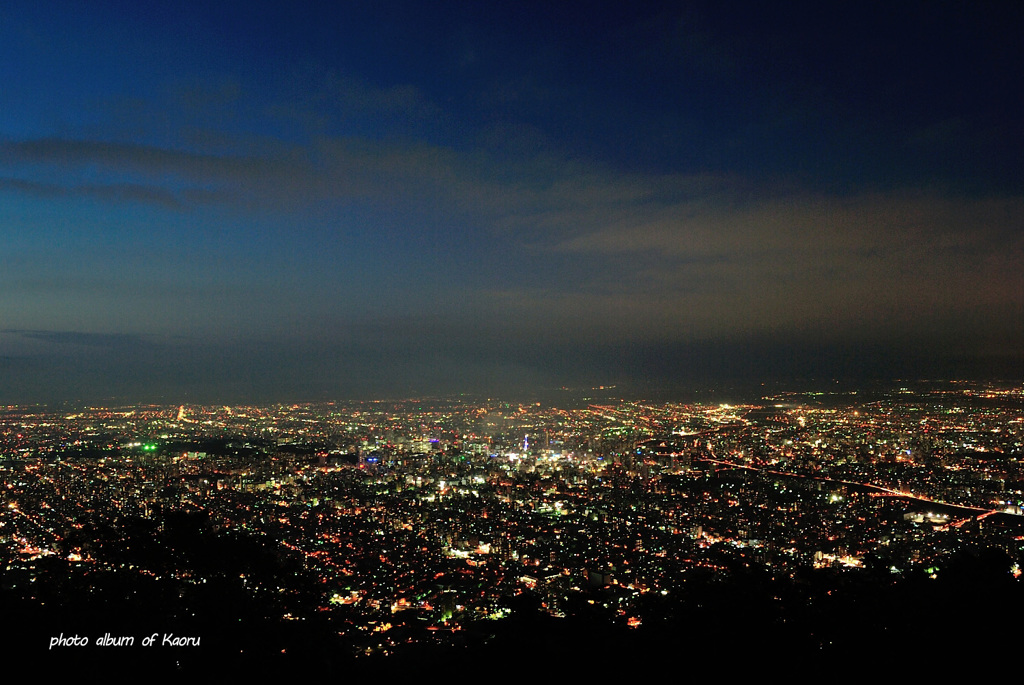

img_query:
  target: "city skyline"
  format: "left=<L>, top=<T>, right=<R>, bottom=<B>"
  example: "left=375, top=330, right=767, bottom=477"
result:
left=2, top=1, right=1022, bottom=403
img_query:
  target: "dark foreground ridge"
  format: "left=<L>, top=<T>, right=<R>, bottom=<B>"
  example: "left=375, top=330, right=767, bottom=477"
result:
left=7, top=552, right=1024, bottom=677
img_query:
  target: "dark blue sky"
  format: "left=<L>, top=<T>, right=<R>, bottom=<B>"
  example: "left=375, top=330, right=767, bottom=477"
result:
left=1, top=1, right=1021, bottom=402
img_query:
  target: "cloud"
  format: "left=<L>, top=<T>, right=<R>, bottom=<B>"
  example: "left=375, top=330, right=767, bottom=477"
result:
left=3, top=329, right=153, bottom=349
left=480, top=182, right=1024, bottom=347
left=2, top=138, right=295, bottom=185
left=0, top=176, right=185, bottom=209
left=542, top=188, right=1017, bottom=254
left=0, top=133, right=504, bottom=214
left=1, top=118, right=1019, bottom=362
left=0, top=137, right=339, bottom=212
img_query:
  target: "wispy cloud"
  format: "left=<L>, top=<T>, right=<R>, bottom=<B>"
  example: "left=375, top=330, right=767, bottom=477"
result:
left=0, top=176, right=185, bottom=209
left=2, top=138, right=297, bottom=185
left=3, top=329, right=153, bottom=349
left=479, top=184, right=1024, bottom=345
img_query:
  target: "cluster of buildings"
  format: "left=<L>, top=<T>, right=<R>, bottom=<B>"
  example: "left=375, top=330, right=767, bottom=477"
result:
left=1, top=382, right=1021, bottom=658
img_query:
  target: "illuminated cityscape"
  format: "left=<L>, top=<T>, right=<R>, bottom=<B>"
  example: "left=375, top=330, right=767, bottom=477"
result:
left=2, top=0, right=1021, bottom=675
left=3, top=382, right=1022, bottom=673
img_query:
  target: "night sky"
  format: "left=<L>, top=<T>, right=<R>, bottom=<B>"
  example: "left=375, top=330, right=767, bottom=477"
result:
left=1, top=1, right=1021, bottom=403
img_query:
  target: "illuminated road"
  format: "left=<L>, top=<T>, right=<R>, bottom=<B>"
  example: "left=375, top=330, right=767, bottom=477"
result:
left=695, top=456, right=997, bottom=519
